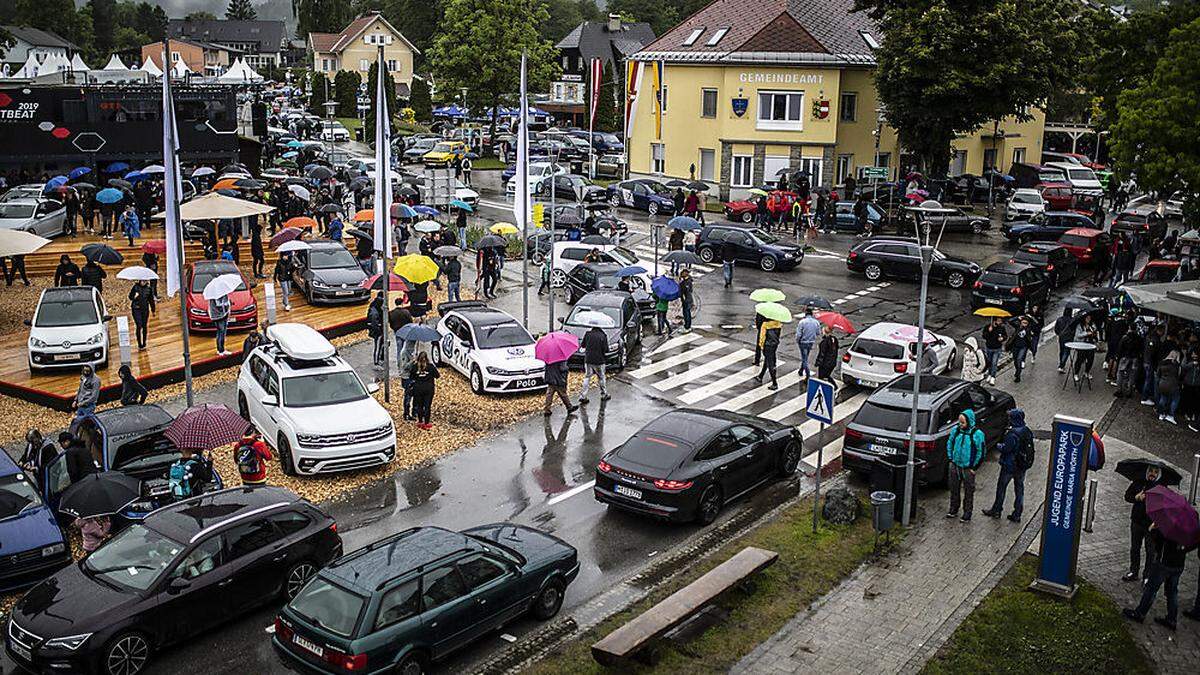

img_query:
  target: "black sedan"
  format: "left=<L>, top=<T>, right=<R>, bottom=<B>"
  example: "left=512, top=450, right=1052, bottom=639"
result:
left=5, top=487, right=342, bottom=675
left=561, top=290, right=642, bottom=368
left=564, top=262, right=654, bottom=315
left=695, top=224, right=803, bottom=272
left=846, top=237, right=980, bottom=289
left=594, top=410, right=803, bottom=524
left=539, top=174, right=607, bottom=203
left=1010, top=242, right=1078, bottom=288
left=291, top=240, right=370, bottom=304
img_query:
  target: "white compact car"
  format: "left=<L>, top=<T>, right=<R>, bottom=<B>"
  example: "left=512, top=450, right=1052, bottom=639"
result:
left=319, top=120, right=350, bottom=142
left=0, top=197, right=66, bottom=238
left=26, top=286, right=111, bottom=371
left=237, top=323, right=396, bottom=475
left=548, top=241, right=652, bottom=289
left=840, top=322, right=957, bottom=388
left=1005, top=188, right=1046, bottom=222
left=505, top=162, right=568, bottom=198
left=432, top=302, right=546, bottom=394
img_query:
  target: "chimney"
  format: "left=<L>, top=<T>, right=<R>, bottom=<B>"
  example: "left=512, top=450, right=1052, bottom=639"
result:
left=607, top=14, right=622, bottom=33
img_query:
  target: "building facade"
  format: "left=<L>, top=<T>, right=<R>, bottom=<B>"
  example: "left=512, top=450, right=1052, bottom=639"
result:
left=167, top=18, right=286, bottom=71
left=547, top=15, right=655, bottom=126
left=141, top=39, right=235, bottom=78
left=0, top=26, right=78, bottom=74
left=308, top=12, right=418, bottom=97
left=627, top=0, right=1045, bottom=201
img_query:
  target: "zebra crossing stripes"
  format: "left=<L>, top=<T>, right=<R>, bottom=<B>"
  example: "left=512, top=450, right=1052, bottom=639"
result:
left=629, top=341, right=728, bottom=379
left=649, top=331, right=703, bottom=355
left=652, top=348, right=754, bottom=391
left=709, top=371, right=804, bottom=413
left=631, top=245, right=716, bottom=276
left=796, top=393, right=867, bottom=437
left=676, top=360, right=783, bottom=405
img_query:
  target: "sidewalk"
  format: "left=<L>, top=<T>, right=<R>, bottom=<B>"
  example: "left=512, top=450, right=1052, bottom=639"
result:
left=733, top=350, right=1119, bottom=674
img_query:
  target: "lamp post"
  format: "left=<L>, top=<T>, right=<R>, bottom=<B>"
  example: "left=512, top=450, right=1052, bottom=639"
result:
left=323, top=99, right=338, bottom=161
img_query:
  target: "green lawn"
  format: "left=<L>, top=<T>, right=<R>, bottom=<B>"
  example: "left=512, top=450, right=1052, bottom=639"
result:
left=471, top=156, right=507, bottom=170
left=336, top=116, right=361, bottom=132
left=923, top=555, right=1153, bottom=675
left=525, top=494, right=881, bottom=674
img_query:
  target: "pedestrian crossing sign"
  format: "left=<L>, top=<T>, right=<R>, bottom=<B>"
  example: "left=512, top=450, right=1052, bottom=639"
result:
left=805, top=378, right=834, bottom=425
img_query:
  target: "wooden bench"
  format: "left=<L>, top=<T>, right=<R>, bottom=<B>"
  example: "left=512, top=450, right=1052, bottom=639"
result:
left=591, top=546, right=779, bottom=667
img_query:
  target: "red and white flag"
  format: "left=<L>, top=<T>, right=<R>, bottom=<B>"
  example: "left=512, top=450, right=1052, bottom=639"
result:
left=588, top=58, right=603, bottom=128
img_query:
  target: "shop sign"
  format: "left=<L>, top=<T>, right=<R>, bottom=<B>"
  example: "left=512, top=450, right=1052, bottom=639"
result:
left=738, top=72, right=824, bottom=85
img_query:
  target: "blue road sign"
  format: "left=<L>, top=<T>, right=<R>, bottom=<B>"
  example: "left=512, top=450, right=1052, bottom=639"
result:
left=805, top=378, right=834, bottom=425
left=1032, top=414, right=1093, bottom=598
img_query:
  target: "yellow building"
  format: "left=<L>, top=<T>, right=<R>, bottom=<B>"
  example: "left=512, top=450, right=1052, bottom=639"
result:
left=308, top=11, right=418, bottom=96
left=628, top=0, right=1045, bottom=201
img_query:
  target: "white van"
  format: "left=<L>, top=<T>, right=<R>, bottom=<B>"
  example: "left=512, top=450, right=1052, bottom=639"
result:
left=1045, top=161, right=1103, bottom=198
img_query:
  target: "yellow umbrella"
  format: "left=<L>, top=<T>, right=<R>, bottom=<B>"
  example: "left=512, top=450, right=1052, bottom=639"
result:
left=973, top=307, right=1012, bottom=318
left=490, top=222, right=519, bottom=235
left=392, top=254, right=440, bottom=284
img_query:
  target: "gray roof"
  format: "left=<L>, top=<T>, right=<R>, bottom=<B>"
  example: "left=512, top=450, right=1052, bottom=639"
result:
left=556, top=20, right=656, bottom=66
left=1, top=25, right=78, bottom=52
left=167, top=19, right=286, bottom=54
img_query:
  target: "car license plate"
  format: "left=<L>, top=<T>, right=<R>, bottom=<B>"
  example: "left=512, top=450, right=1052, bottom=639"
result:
left=53, top=353, right=79, bottom=361
left=335, top=290, right=352, bottom=296
left=293, top=635, right=323, bottom=657
left=984, top=297, right=1003, bottom=305
left=869, top=443, right=896, bottom=455
left=513, top=378, right=538, bottom=389
left=614, top=484, right=642, bottom=500
left=10, top=641, right=31, bottom=662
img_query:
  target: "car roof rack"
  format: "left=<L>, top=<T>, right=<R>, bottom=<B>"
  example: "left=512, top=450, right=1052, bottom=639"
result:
left=437, top=300, right=489, bottom=317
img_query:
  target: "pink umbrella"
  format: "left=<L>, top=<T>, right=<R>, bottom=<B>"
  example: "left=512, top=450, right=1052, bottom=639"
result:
left=362, top=273, right=410, bottom=292
left=270, top=227, right=303, bottom=248
left=535, top=331, right=579, bottom=365
left=1145, top=486, right=1200, bottom=548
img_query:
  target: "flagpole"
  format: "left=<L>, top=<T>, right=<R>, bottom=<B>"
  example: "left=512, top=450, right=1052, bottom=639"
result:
left=518, top=52, right=530, bottom=329
left=163, top=37, right=193, bottom=406
left=587, top=59, right=596, bottom=180
left=374, top=45, right=392, bottom=403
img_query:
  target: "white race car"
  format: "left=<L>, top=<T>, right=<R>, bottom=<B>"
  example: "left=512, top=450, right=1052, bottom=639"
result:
left=432, top=302, right=547, bottom=394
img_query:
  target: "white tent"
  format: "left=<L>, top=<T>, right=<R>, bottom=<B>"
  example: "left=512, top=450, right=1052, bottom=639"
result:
left=69, top=54, right=90, bottom=71
left=12, top=53, right=41, bottom=78
left=171, top=59, right=192, bottom=78
left=140, top=58, right=163, bottom=77
left=102, top=54, right=127, bottom=70
left=42, top=53, right=71, bottom=73
left=217, top=58, right=264, bottom=83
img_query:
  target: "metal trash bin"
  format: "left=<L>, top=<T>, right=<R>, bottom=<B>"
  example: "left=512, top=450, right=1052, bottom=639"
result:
left=870, top=454, right=925, bottom=520
left=870, top=490, right=896, bottom=532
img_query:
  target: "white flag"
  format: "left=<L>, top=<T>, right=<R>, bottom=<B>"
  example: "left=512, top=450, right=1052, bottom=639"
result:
left=512, top=53, right=530, bottom=230
left=372, top=49, right=392, bottom=254
left=162, top=44, right=184, bottom=298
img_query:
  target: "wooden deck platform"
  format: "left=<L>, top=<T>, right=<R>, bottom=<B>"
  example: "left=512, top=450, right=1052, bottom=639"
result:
left=22, top=229, right=280, bottom=278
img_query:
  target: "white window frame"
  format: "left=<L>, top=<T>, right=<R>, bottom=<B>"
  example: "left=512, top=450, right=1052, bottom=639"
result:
left=683, top=28, right=704, bottom=46
left=756, top=90, right=803, bottom=132
left=836, top=154, right=853, bottom=184
left=651, top=143, right=665, bottom=174
left=360, top=59, right=369, bottom=71
left=387, top=59, right=397, bottom=73
left=701, top=88, right=718, bottom=118
left=839, top=92, right=857, bottom=122
left=706, top=28, right=729, bottom=46
left=699, top=149, right=715, bottom=181
left=731, top=155, right=753, bottom=188
left=1012, top=147, right=1027, bottom=165
left=799, top=158, right=823, bottom=188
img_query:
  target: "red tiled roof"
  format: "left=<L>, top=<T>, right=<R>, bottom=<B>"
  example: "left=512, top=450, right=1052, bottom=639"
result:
left=309, top=32, right=338, bottom=53
left=330, top=15, right=376, bottom=52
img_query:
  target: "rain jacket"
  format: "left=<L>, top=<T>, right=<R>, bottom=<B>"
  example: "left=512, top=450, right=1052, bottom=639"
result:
left=946, top=409, right=985, bottom=470
left=996, top=408, right=1030, bottom=473
left=759, top=321, right=781, bottom=351
left=120, top=211, right=140, bottom=239
left=960, top=337, right=986, bottom=382
left=75, top=372, right=100, bottom=409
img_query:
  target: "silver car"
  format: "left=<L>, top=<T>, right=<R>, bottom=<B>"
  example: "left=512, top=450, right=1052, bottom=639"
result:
left=0, top=184, right=46, bottom=203
left=0, top=198, right=66, bottom=238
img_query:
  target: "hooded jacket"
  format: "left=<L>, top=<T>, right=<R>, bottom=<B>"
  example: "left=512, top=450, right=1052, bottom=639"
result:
left=960, top=337, right=986, bottom=382
left=75, top=372, right=100, bottom=409
left=946, top=408, right=985, bottom=470
left=996, top=408, right=1030, bottom=472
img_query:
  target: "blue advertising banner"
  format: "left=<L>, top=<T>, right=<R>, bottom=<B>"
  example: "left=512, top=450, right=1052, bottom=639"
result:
left=1031, top=414, right=1093, bottom=597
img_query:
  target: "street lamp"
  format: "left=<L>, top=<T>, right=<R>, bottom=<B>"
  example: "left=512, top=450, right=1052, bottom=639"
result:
left=323, top=99, right=339, bottom=159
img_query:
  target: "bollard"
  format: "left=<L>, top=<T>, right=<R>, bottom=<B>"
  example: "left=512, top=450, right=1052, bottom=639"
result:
left=1083, top=478, right=1098, bottom=533
left=1190, top=454, right=1199, bottom=506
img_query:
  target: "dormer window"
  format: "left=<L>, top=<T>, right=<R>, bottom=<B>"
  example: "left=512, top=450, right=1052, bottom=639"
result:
left=860, top=31, right=880, bottom=50
left=706, top=28, right=729, bottom=46
left=683, top=28, right=704, bottom=46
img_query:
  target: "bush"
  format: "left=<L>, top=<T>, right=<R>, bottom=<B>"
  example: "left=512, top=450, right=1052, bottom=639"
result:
left=465, top=225, right=524, bottom=259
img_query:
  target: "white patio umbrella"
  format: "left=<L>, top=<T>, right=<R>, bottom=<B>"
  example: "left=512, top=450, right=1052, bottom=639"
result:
left=191, top=167, right=215, bottom=177
left=275, top=240, right=312, bottom=254
left=116, top=266, right=159, bottom=281
left=571, top=311, right=617, bottom=328
left=0, top=229, right=51, bottom=257
left=413, top=220, right=441, bottom=233
left=202, top=274, right=244, bottom=301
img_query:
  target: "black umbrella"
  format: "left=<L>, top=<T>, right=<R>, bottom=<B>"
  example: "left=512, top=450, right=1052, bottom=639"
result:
left=221, top=164, right=248, bottom=174
left=580, top=235, right=610, bottom=245
left=235, top=178, right=266, bottom=190
left=72, top=182, right=97, bottom=192
left=476, top=234, right=507, bottom=248
left=1064, top=295, right=1102, bottom=313
left=554, top=212, right=583, bottom=227
left=662, top=249, right=703, bottom=265
left=58, top=471, right=142, bottom=518
left=687, top=181, right=710, bottom=191
left=1115, top=458, right=1183, bottom=487
left=794, top=294, right=834, bottom=310
left=284, top=177, right=309, bottom=186
left=81, top=243, right=123, bottom=265
left=775, top=167, right=792, bottom=176
left=1082, top=287, right=1125, bottom=300
left=397, top=186, right=419, bottom=197
left=318, top=203, right=342, bottom=213
left=347, top=228, right=373, bottom=242
left=307, top=166, right=334, bottom=181
left=108, top=178, right=133, bottom=190
left=665, top=179, right=688, bottom=188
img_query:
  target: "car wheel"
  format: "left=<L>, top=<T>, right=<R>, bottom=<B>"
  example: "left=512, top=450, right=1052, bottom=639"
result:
left=237, top=394, right=250, bottom=421
left=972, top=220, right=984, bottom=234
left=531, top=578, right=566, bottom=620
left=698, top=247, right=715, bottom=263
left=550, top=268, right=567, bottom=289
left=277, top=435, right=297, bottom=476
left=696, top=485, right=723, bottom=525
left=741, top=211, right=754, bottom=223
left=397, top=652, right=429, bottom=675
left=566, top=286, right=577, bottom=304
left=760, top=255, right=777, bottom=272
left=104, top=631, right=151, bottom=675
left=609, top=194, right=621, bottom=208
left=864, top=263, right=883, bottom=281
left=430, top=343, right=442, bottom=366
left=470, top=366, right=485, bottom=395
left=647, top=202, right=659, bottom=216
left=283, top=561, right=317, bottom=600
left=778, top=441, right=801, bottom=477
left=946, top=271, right=966, bottom=289
left=531, top=250, right=546, bottom=266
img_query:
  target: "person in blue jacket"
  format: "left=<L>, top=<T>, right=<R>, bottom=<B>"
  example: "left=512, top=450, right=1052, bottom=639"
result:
left=946, top=408, right=986, bottom=522
left=983, top=408, right=1031, bottom=522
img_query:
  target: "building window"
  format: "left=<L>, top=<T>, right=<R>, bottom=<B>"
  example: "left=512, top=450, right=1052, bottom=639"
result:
left=731, top=155, right=753, bottom=187
left=683, top=28, right=704, bottom=46
left=360, top=59, right=369, bottom=71
left=707, top=28, right=729, bottom=46
left=756, top=91, right=803, bottom=131
left=875, top=152, right=890, bottom=169
left=950, top=150, right=968, bottom=176
left=699, top=149, right=715, bottom=181
left=651, top=143, right=665, bottom=174
left=660, top=86, right=668, bottom=113
left=839, top=92, right=857, bottom=122
left=170, top=51, right=181, bottom=63
left=836, top=154, right=853, bottom=184
left=982, top=148, right=998, bottom=172
left=387, top=59, right=397, bottom=72
left=701, top=88, right=718, bottom=118
left=1012, top=147, right=1026, bottom=165
left=799, top=157, right=823, bottom=187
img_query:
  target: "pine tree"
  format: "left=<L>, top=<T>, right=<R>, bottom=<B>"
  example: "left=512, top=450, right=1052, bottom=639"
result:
left=593, top=61, right=620, bottom=133
left=308, top=71, right=329, bottom=116
left=334, top=70, right=361, bottom=120
left=409, top=76, right=433, bottom=122
left=227, top=0, right=258, bottom=21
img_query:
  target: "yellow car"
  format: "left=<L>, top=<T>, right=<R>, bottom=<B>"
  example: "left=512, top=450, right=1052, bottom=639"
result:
left=422, top=140, right=468, bottom=166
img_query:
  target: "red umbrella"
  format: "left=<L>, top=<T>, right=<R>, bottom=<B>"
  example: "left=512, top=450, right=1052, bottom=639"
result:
left=164, top=403, right=250, bottom=451
left=141, top=239, right=166, bottom=255
left=814, top=311, right=856, bottom=333
left=270, top=227, right=303, bottom=248
left=284, top=216, right=317, bottom=231
left=362, top=273, right=410, bottom=292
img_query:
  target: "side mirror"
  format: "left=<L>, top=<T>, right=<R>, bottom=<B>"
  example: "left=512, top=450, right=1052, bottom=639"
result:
left=261, top=395, right=278, bottom=407
left=167, top=577, right=189, bottom=595
left=366, top=382, right=380, bottom=394
left=557, top=317, right=565, bottom=326
left=24, top=319, right=32, bottom=326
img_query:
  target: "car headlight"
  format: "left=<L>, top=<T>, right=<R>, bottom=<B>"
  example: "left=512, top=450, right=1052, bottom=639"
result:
left=311, top=279, right=330, bottom=289
left=44, top=633, right=92, bottom=651
left=42, top=543, right=66, bottom=556
left=485, top=366, right=505, bottom=375
left=783, top=252, right=795, bottom=258
left=296, top=433, right=321, bottom=444
left=85, top=332, right=104, bottom=345
left=244, top=302, right=257, bottom=312
left=30, top=337, right=47, bottom=349
left=190, top=307, right=207, bottom=316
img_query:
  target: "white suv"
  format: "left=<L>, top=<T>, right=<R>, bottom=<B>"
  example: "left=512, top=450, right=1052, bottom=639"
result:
left=237, top=323, right=396, bottom=475
left=26, top=286, right=110, bottom=371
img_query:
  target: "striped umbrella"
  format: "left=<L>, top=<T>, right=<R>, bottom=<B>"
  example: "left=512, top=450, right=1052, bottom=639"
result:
left=165, top=404, right=250, bottom=451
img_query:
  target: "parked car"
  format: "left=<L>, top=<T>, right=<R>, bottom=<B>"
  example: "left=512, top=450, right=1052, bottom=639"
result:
left=722, top=199, right=758, bottom=223
left=895, top=204, right=989, bottom=234
left=503, top=162, right=568, bottom=197
left=562, top=263, right=654, bottom=316
left=272, top=524, right=577, bottom=675
left=1045, top=161, right=1103, bottom=198
left=1001, top=211, right=1096, bottom=244
left=1135, top=259, right=1181, bottom=284
left=185, top=260, right=257, bottom=333
left=695, top=224, right=803, bottom=272
left=238, top=323, right=396, bottom=475
left=319, top=120, right=350, bottom=142
left=432, top=302, right=546, bottom=394
left=594, top=153, right=626, bottom=179
left=1010, top=242, right=1078, bottom=288
left=1056, top=227, right=1111, bottom=266
left=594, top=409, right=803, bottom=524
left=840, top=322, right=958, bottom=388
left=290, top=240, right=370, bottom=305
left=1005, top=188, right=1046, bottom=222
left=819, top=200, right=889, bottom=233
left=422, top=140, right=469, bottom=167
left=572, top=130, right=624, bottom=153
left=560, top=290, right=642, bottom=368
left=0, top=451, right=68, bottom=593
left=4, top=486, right=342, bottom=675
left=1009, top=162, right=1067, bottom=190
left=1110, top=206, right=1167, bottom=241
left=402, top=138, right=438, bottom=164
left=606, top=179, right=675, bottom=216
left=0, top=184, right=46, bottom=203
left=539, top=174, right=606, bottom=203
left=846, top=237, right=980, bottom=289
left=1039, top=184, right=1075, bottom=211
left=842, top=375, right=1015, bottom=483
left=970, top=261, right=1049, bottom=314
left=0, top=197, right=66, bottom=238
left=549, top=241, right=651, bottom=289
left=25, top=286, right=111, bottom=371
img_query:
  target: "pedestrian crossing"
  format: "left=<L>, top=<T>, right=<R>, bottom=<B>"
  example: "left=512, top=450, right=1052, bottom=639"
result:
left=630, top=244, right=717, bottom=278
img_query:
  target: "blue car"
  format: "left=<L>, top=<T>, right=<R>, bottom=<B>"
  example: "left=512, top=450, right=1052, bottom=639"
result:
left=0, top=451, right=69, bottom=592
left=1001, top=211, right=1095, bottom=244
left=571, top=130, right=624, bottom=153
left=822, top=200, right=887, bottom=232
left=607, top=179, right=675, bottom=216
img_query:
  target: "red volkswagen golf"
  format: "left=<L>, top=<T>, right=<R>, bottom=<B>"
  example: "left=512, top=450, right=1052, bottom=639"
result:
left=185, top=260, right=258, bottom=332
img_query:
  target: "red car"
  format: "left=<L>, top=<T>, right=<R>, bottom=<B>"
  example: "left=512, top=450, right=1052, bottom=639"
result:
left=723, top=199, right=758, bottom=223
left=185, top=260, right=258, bottom=332
left=723, top=190, right=797, bottom=223
left=1056, top=227, right=1110, bottom=266
left=1039, top=183, right=1074, bottom=211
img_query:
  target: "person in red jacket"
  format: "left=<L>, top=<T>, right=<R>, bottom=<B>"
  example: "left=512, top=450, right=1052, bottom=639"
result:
left=233, top=430, right=273, bottom=486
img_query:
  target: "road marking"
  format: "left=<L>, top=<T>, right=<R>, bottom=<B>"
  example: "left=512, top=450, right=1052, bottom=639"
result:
left=801, top=438, right=844, bottom=471
left=631, top=341, right=727, bottom=378
left=720, top=324, right=744, bottom=330
left=867, top=285, right=881, bottom=292
left=632, top=245, right=716, bottom=272
left=653, top=348, right=753, bottom=391
left=547, top=480, right=595, bottom=505
left=710, top=370, right=803, bottom=412
left=649, top=331, right=703, bottom=355
left=833, top=298, right=848, bottom=305
left=678, top=361, right=780, bottom=405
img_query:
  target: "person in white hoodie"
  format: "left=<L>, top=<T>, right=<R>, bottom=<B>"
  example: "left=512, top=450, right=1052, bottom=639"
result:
left=960, top=336, right=986, bottom=383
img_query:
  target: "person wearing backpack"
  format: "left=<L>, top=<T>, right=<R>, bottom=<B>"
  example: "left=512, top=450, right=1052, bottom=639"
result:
left=983, top=408, right=1032, bottom=522
left=946, top=409, right=986, bottom=522
left=233, top=429, right=272, bottom=486
left=168, top=448, right=199, bottom=500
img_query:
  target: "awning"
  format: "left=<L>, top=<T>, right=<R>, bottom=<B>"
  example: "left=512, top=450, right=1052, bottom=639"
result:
left=1123, top=280, right=1199, bottom=306
left=151, top=192, right=275, bottom=222
left=1127, top=282, right=1200, bottom=322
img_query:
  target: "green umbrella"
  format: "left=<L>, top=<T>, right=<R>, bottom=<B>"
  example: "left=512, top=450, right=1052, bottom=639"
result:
left=748, top=188, right=769, bottom=196
left=755, top=302, right=792, bottom=323
left=749, top=288, right=786, bottom=303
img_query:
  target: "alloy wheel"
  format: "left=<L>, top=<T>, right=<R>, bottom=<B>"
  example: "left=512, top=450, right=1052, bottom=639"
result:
left=285, top=562, right=317, bottom=599
left=106, top=634, right=149, bottom=675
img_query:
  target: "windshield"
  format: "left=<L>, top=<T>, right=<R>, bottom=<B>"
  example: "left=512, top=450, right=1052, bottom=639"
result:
left=83, top=525, right=183, bottom=591
left=0, top=204, right=36, bottom=219
left=1015, top=251, right=1049, bottom=265
left=191, top=268, right=246, bottom=294
left=1067, top=168, right=1097, bottom=182
left=431, top=143, right=455, bottom=153
left=609, top=247, right=638, bottom=265
left=309, top=247, right=357, bottom=270
left=0, top=474, right=41, bottom=520
left=599, top=133, right=619, bottom=143
left=289, top=578, right=365, bottom=638
left=35, top=297, right=98, bottom=327
left=854, top=402, right=931, bottom=433
left=1038, top=171, right=1065, bottom=182
left=475, top=322, right=534, bottom=349
left=749, top=229, right=778, bottom=244
left=1012, top=193, right=1042, bottom=205
left=567, top=305, right=621, bottom=326
left=282, top=371, right=368, bottom=408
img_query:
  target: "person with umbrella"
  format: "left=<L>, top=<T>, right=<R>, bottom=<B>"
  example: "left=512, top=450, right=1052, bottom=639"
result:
left=54, top=254, right=81, bottom=287
left=80, top=256, right=106, bottom=292
left=679, top=269, right=695, bottom=331
left=756, top=314, right=782, bottom=390
left=208, top=285, right=232, bottom=356
left=815, top=323, right=840, bottom=382
left=1007, top=315, right=1035, bottom=383
left=1123, top=463, right=1167, bottom=582
left=128, top=278, right=155, bottom=349
left=408, top=352, right=440, bottom=430
left=1072, top=313, right=1099, bottom=385
left=1122, top=485, right=1196, bottom=629
left=543, top=356, right=577, bottom=418
left=119, top=205, right=140, bottom=247
left=722, top=237, right=736, bottom=288
left=328, top=211, right=344, bottom=243
left=796, top=306, right=821, bottom=380
left=456, top=205, right=468, bottom=248
left=981, top=316, right=1007, bottom=385
left=274, top=252, right=294, bottom=311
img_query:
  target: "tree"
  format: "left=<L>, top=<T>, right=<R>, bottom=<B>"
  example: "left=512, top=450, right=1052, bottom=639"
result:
left=184, top=11, right=218, bottom=21
left=227, top=0, right=259, bottom=20
left=593, top=61, right=620, bottom=133
left=540, top=0, right=601, bottom=42
left=1109, top=17, right=1200, bottom=226
left=292, top=0, right=354, bottom=38
left=308, top=71, right=329, bottom=115
left=134, top=1, right=167, bottom=42
left=853, top=0, right=1085, bottom=177
left=378, top=0, right=443, bottom=64
left=334, top=70, right=361, bottom=120
left=429, top=0, right=560, bottom=140
left=365, top=60, right=397, bottom=131
left=409, top=75, right=433, bottom=121
left=89, top=0, right=117, bottom=60
left=606, top=0, right=707, bottom=36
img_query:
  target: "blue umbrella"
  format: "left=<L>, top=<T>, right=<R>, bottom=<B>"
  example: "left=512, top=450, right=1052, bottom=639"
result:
left=616, top=265, right=648, bottom=278
left=282, top=151, right=299, bottom=159
left=286, top=140, right=303, bottom=148
left=391, top=203, right=417, bottom=219
left=69, top=167, right=92, bottom=180
left=413, top=205, right=439, bottom=216
left=44, top=175, right=69, bottom=191
left=449, top=199, right=473, bottom=212
left=104, top=161, right=130, bottom=173
left=651, top=275, right=681, bottom=301
left=667, top=215, right=701, bottom=231
left=216, top=189, right=240, bottom=197
left=95, top=188, right=124, bottom=204
left=125, top=171, right=147, bottom=182
left=394, top=323, right=442, bottom=342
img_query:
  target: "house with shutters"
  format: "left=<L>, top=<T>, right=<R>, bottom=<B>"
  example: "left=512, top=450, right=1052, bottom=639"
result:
left=308, top=11, right=418, bottom=97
